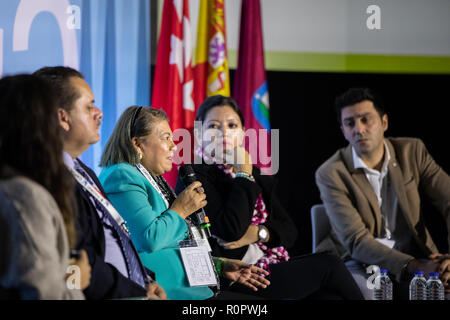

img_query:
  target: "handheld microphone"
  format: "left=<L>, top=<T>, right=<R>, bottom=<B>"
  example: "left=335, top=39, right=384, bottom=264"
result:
left=179, top=164, right=211, bottom=238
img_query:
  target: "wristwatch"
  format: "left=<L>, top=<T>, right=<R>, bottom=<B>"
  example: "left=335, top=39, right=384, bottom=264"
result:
left=258, top=225, right=269, bottom=243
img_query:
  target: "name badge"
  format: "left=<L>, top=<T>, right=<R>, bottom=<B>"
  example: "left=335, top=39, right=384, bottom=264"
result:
left=178, top=240, right=218, bottom=287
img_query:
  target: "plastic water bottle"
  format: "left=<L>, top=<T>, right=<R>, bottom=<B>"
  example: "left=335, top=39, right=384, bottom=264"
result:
left=426, top=272, right=444, bottom=300
left=409, top=271, right=427, bottom=300
left=373, top=269, right=393, bottom=300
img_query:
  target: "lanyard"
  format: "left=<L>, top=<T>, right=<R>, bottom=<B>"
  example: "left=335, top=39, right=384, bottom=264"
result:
left=135, top=163, right=170, bottom=209
left=68, top=166, right=129, bottom=234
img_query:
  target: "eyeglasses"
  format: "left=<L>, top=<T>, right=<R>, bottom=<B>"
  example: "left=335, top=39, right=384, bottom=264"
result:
left=130, top=106, right=143, bottom=138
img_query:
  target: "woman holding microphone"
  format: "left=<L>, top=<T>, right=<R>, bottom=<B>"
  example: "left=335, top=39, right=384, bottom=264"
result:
left=98, top=106, right=269, bottom=300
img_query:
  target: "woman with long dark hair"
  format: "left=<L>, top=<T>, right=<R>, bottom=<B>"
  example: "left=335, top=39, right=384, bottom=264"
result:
left=0, top=74, right=90, bottom=299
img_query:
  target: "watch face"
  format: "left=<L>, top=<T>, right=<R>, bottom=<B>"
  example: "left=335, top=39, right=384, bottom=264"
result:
left=259, top=227, right=268, bottom=241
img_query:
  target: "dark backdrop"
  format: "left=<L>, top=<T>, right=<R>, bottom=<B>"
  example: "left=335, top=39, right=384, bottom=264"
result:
left=259, top=71, right=450, bottom=256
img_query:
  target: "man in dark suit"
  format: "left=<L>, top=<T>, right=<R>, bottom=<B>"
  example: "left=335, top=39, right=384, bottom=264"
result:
left=34, top=67, right=166, bottom=300
left=315, top=88, right=450, bottom=299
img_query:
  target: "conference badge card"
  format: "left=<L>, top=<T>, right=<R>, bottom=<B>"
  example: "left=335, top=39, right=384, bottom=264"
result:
left=179, top=245, right=218, bottom=287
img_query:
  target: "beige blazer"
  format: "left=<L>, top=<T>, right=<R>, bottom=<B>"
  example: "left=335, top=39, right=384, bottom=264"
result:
left=315, top=137, right=450, bottom=280
left=0, top=176, right=84, bottom=299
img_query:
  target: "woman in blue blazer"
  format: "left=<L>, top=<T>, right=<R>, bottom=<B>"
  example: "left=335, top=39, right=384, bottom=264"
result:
left=99, top=106, right=269, bottom=300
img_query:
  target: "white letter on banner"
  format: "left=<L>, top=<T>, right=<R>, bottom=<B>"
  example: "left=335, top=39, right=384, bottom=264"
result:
left=13, top=0, right=79, bottom=69
left=366, top=5, right=381, bottom=30
left=66, top=5, right=81, bottom=30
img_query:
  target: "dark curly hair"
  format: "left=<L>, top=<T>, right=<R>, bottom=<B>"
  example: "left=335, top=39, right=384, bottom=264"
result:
left=0, top=74, right=77, bottom=248
left=334, top=88, right=386, bottom=124
left=195, top=95, right=245, bottom=126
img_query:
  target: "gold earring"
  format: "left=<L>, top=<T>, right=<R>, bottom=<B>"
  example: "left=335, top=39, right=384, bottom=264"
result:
left=139, top=153, right=143, bottom=161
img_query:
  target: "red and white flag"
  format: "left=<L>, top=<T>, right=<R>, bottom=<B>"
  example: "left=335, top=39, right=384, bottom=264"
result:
left=152, top=0, right=196, bottom=187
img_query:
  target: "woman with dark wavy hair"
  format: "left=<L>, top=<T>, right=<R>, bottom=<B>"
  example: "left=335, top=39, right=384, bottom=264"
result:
left=0, top=74, right=90, bottom=299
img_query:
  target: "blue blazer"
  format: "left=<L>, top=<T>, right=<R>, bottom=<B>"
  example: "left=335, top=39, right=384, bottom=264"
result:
left=99, top=163, right=213, bottom=300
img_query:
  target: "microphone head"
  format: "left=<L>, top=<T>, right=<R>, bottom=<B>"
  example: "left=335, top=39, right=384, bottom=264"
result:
left=179, top=164, right=212, bottom=236
left=179, top=164, right=197, bottom=186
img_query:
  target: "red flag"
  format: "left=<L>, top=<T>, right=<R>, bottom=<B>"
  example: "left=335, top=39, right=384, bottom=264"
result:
left=152, top=0, right=195, bottom=187
left=233, top=0, right=272, bottom=174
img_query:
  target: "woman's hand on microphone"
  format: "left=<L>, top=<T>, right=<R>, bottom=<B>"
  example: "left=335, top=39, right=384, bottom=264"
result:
left=170, top=181, right=207, bottom=219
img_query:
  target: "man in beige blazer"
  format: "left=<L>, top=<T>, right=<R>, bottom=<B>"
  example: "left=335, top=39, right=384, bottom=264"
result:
left=315, top=88, right=450, bottom=299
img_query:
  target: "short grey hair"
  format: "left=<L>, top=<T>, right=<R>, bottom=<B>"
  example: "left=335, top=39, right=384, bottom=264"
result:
left=99, top=106, right=169, bottom=167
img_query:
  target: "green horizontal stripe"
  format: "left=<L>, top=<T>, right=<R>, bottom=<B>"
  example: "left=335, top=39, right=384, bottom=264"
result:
left=228, top=50, right=450, bottom=74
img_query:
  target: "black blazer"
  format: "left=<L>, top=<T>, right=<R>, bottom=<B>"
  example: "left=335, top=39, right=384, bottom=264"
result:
left=74, top=160, right=148, bottom=299
left=175, top=164, right=298, bottom=260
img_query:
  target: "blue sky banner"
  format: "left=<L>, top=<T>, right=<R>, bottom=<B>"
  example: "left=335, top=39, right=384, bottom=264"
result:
left=0, top=0, right=151, bottom=173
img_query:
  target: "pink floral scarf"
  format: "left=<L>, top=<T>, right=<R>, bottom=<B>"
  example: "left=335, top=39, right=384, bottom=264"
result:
left=196, top=147, right=290, bottom=272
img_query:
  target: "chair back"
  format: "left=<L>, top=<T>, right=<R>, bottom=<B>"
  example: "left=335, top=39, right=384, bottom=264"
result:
left=310, top=204, right=331, bottom=253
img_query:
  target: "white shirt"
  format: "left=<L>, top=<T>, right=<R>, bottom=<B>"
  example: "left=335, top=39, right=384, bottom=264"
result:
left=352, top=141, right=396, bottom=248
left=63, top=152, right=129, bottom=278
left=352, top=140, right=391, bottom=208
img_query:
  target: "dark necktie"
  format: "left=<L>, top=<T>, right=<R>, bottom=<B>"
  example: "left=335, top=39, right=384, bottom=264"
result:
left=73, top=161, right=148, bottom=289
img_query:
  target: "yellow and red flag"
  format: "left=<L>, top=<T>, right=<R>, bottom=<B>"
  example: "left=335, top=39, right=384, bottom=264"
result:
left=193, top=0, right=230, bottom=108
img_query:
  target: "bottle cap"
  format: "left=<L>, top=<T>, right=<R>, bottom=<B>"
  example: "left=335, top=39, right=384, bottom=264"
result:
left=380, top=269, right=388, bottom=274
left=429, top=272, right=439, bottom=277
left=414, top=271, right=424, bottom=275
